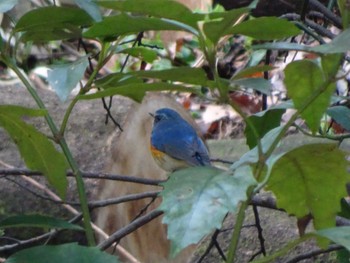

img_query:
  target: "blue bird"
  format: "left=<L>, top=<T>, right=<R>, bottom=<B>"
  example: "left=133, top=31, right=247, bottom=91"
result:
left=150, top=108, right=211, bottom=172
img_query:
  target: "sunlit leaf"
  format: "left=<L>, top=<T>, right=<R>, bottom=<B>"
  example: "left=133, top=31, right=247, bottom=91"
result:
left=267, top=144, right=349, bottom=238
left=0, top=214, right=83, bottom=231
left=232, top=65, right=275, bottom=80
left=253, top=28, right=350, bottom=54
left=95, top=67, right=215, bottom=88
left=96, top=0, right=200, bottom=27
left=5, top=243, right=119, bottom=263
left=79, top=82, right=200, bottom=102
left=244, top=109, right=285, bottom=149
left=229, top=17, right=300, bottom=40
left=15, top=6, right=93, bottom=41
left=159, top=166, right=256, bottom=257
left=83, top=13, right=196, bottom=40
left=47, top=57, right=89, bottom=102
left=75, top=0, right=102, bottom=22
left=0, top=106, right=68, bottom=198
left=231, top=78, right=272, bottom=95
left=284, top=60, right=335, bottom=134
left=202, top=8, right=249, bottom=44
left=118, top=47, right=158, bottom=63
left=317, top=226, right=350, bottom=251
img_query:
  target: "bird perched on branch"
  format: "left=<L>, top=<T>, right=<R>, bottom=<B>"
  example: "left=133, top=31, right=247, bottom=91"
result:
left=150, top=108, right=211, bottom=172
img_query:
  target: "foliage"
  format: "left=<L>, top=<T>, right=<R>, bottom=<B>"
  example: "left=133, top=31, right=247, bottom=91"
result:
left=0, top=0, right=350, bottom=262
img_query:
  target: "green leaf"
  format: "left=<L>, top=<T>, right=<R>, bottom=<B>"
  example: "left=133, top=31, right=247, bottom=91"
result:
left=229, top=17, right=300, bottom=40
left=159, top=166, right=256, bottom=258
left=78, top=82, right=200, bottom=102
left=327, top=106, right=350, bottom=131
left=15, top=6, right=93, bottom=42
left=96, top=0, right=200, bottom=28
left=95, top=67, right=214, bottom=88
left=253, top=28, right=350, bottom=54
left=0, top=106, right=68, bottom=198
left=267, top=143, right=349, bottom=232
left=83, top=13, right=196, bottom=40
left=284, top=60, right=336, bottom=134
left=0, top=105, right=46, bottom=117
left=0, top=214, right=83, bottom=231
left=0, top=0, right=18, bottom=13
left=232, top=65, right=274, bottom=80
left=118, top=47, right=158, bottom=63
left=74, top=0, right=102, bottom=22
left=338, top=0, right=350, bottom=28
left=231, top=78, right=272, bottom=95
left=47, top=57, right=89, bottom=102
left=244, top=109, right=285, bottom=149
left=5, top=243, right=119, bottom=263
left=231, top=126, right=283, bottom=170
left=202, top=8, right=250, bottom=44
left=317, top=226, right=350, bottom=251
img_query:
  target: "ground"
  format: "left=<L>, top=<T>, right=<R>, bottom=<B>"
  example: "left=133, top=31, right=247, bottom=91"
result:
left=0, top=81, right=340, bottom=262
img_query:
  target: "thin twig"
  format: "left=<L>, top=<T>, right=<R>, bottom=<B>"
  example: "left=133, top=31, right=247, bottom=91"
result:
left=98, top=209, right=163, bottom=251
left=309, top=0, right=342, bottom=28
left=0, top=168, right=164, bottom=185
left=285, top=244, right=342, bottom=263
left=249, top=205, right=266, bottom=261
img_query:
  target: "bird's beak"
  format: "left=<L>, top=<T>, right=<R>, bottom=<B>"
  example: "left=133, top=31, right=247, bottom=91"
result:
left=149, top=112, right=155, bottom=118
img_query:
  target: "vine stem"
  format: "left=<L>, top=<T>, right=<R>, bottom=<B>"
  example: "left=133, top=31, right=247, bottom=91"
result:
left=3, top=56, right=96, bottom=246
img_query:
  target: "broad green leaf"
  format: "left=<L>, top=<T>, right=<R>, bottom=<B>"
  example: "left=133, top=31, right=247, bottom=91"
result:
left=229, top=17, right=300, bottom=40
left=0, top=105, right=46, bottom=117
left=0, top=214, right=83, bottom=231
left=284, top=60, right=335, bottom=134
left=244, top=109, right=285, bottom=149
left=0, top=107, right=68, bottom=198
left=231, top=78, right=272, bottom=95
left=83, top=13, right=196, bottom=40
left=0, top=0, right=18, bottom=13
left=267, top=144, right=349, bottom=233
left=338, top=0, right=350, bottom=28
left=327, top=106, right=350, bottom=131
left=317, top=226, right=350, bottom=251
left=95, top=67, right=215, bottom=88
left=74, top=0, right=102, bottom=22
left=202, top=8, right=249, bottom=44
left=118, top=47, right=158, bottom=63
left=159, top=166, right=256, bottom=257
left=231, top=126, right=283, bottom=171
left=47, top=57, right=89, bottom=102
left=96, top=0, right=200, bottom=28
left=15, top=6, right=93, bottom=41
left=78, top=82, right=200, bottom=102
left=253, top=28, right=350, bottom=54
left=5, top=243, right=119, bottom=263
left=232, top=65, right=274, bottom=80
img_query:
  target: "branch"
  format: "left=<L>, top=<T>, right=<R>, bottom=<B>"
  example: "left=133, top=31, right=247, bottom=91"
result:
left=0, top=168, right=164, bottom=185
left=285, top=244, right=342, bottom=263
left=309, top=0, right=342, bottom=28
left=98, top=209, right=163, bottom=251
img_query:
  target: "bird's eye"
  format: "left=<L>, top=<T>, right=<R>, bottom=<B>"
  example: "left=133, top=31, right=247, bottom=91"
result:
left=154, top=115, right=162, bottom=123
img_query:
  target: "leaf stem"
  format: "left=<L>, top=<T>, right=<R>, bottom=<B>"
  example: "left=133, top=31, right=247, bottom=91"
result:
left=226, top=200, right=249, bottom=263
left=3, top=55, right=96, bottom=246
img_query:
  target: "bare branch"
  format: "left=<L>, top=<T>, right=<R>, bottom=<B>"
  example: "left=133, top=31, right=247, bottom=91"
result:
left=98, top=209, right=163, bottom=251
left=0, top=168, right=164, bottom=185
left=285, top=244, right=342, bottom=263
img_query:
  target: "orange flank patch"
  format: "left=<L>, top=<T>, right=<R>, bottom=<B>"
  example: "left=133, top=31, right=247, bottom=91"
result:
left=150, top=145, right=165, bottom=159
